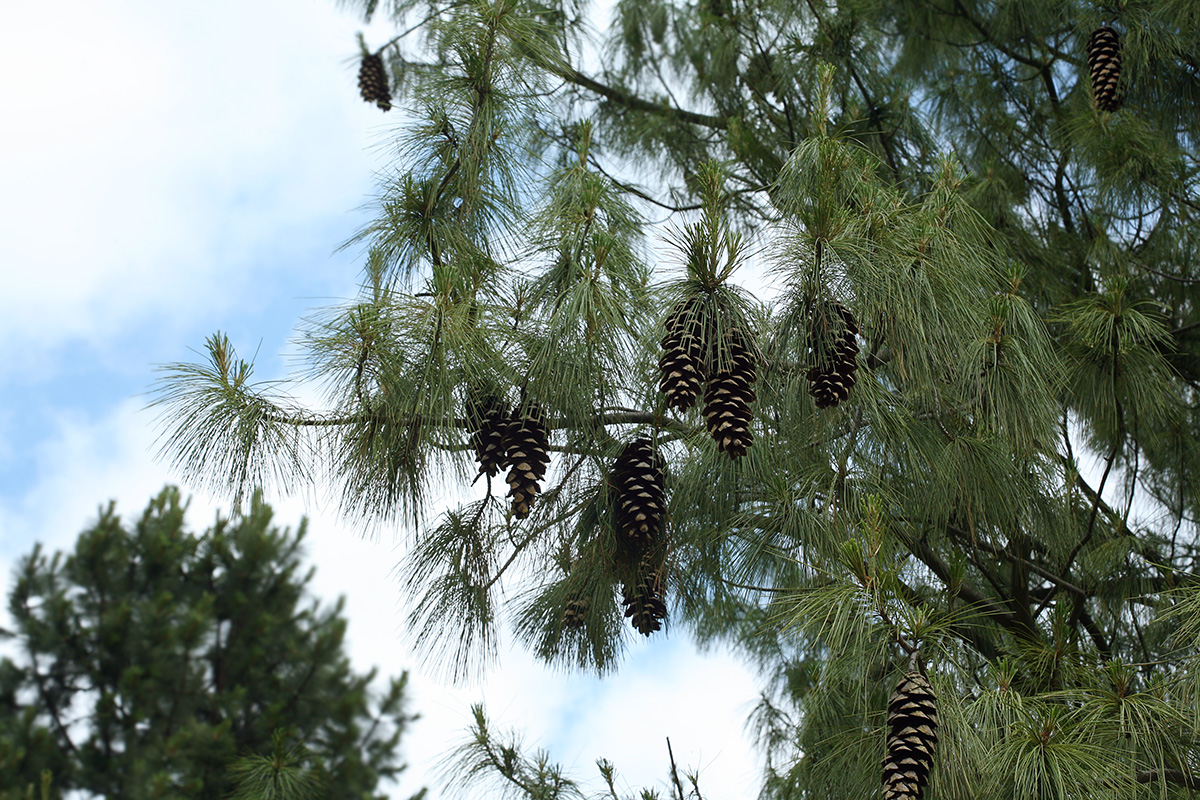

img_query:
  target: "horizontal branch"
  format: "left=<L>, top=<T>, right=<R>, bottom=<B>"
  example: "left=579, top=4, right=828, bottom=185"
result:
left=555, top=66, right=728, bottom=130
left=260, top=407, right=695, bottom=441
left=1137, top=768, right=1200, bottom=790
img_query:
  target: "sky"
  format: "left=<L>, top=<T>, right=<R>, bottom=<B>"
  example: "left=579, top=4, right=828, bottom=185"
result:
left=0, top=2, right=764, bottom=798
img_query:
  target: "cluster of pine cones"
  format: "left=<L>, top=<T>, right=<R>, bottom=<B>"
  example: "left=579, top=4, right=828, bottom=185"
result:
left=659, top=298, right=758, bottom=458
left=610, top=438, right=669, bottom=635
left=466, top=394, right=551, bottom=519
left=807, top=301, right=860, bottom=409
left=882, top=667, right=939, bottom=800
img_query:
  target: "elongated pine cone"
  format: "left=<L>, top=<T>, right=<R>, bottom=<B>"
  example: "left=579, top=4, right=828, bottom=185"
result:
left=504, top=406, right=550, bottom=518
left=702, top=328, right=757, bottom=458
left=882, top=669, right=939, bottom=800
left=358, top=52, right=391, bottom=110
left=807, top=302, right=859, bottom=409
left=622, top=556, right=667, bottom=636
left=1086, top=27, right=1122, bottom=112
left=467, top=394, right=511, bottom=478
left=659, top=298, right=707, bottom=412
left=610, top=438, right=666, bottom=547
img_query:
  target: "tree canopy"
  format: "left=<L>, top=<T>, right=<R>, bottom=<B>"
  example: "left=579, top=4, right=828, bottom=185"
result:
left=153, top=0, right=1200, bottom=797
left=0, top=487, right=417, bottom=800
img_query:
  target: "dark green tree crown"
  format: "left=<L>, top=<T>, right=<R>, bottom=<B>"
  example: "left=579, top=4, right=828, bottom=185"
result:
left=0, top=487, right=417, bottom=800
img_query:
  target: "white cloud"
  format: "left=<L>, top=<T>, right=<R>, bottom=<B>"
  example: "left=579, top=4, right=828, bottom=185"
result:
left=0, top=0, right=391, bottom=368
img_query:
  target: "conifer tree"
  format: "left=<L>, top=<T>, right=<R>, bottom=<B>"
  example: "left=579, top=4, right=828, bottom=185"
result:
left=0, top=487, right=418, bottom=800
left=153, top=0, right=1200, bottom=796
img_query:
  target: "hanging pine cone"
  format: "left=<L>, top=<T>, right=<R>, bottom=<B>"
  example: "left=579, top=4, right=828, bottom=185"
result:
left=702, top=327, right=757, bottom=458
left=659, top=298, right=707, bottom=412
left=357, top=52, right=392, bottom=111
left=882, top=668, right=939, bottom=800
left=610, top=438, right=666, bottom=547
left=467, top=393, right=510, bottom=478
left=562, top=597, right=590, bottom=629
left=504, top=405, right=551, bottom=518
left=621, top=556, right=667, bottom=636
left=1086, top=27, right=1122, bottom=112
left=807, top=302, right=860, bottom=409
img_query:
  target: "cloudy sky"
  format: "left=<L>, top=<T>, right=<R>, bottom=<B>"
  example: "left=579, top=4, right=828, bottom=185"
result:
left=0, top=2, right=763, bottom=798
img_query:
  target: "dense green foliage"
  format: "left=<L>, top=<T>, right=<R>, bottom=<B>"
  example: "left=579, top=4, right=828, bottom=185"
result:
left=154, top=0, right=1200, bottom=797
left=0, top=488, right=416, bottom=800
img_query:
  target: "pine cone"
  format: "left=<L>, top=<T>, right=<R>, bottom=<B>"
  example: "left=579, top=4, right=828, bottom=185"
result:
left=702, top=328, right=757, bottom=458
left=807, top=302, right=860, bottom=409
left=562, top=597, right=589, bottom=629
left=504, top=406, right=550, bottom=518
left=621, top=556, right=667, bottom=636
left=610, top=438, right=666, bottom=547
left=467, top=394, right=511, bottom=478
left=1086, top=27, right=1122, bottom=112
left=659, top=298, right=707, bottom=412
left=882, top=669, right=939, bottom=800
left=358, top=53, right=392, bottom=111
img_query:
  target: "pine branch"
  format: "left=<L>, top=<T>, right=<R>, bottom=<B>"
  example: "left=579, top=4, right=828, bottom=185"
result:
left=26, top=650, right=77, bottom=755
left=666, top=738, right=686, bottom=800
left=1136, top=768, right=1200, bottom=790
left=555, top=66, right=728, bottom=130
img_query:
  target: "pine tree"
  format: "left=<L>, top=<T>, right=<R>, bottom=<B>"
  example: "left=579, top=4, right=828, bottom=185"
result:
left=0, top=487, right=418, bottom=800
left=153, top=0, right=1200, bottom=796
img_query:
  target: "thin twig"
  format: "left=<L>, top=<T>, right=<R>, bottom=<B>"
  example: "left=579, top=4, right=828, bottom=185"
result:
left=667, top=738, right=687, bottom=800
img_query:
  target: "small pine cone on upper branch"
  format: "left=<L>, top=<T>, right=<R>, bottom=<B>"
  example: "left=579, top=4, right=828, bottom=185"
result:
left=1086, top=27, right=1123, bottom=112
left=610, top=438, right=666, bottom=548
left=504, top=406, right=551, bottom=518
left=659, top=298, right=707, bottom=412
left=467, top=394, right=510, bottom=478
left=358, top=52, right=392, bottom=111
left=882, top=669, right=939, bottom=800
left=807, top=302, right=860, bottom=409
left=622, top=556, right=667, bottom=636
left=702, top=328, right=757, bottom=459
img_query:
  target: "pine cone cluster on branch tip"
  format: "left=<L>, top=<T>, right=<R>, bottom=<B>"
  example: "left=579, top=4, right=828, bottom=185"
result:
left=358, top=52, right=391, bottom=111
left=622, top=556, right=667, bottom=636
left=703, top=328, right=757, bottom=458
left=882, top=668, right=939, bottom=800
left=807, top=301, right=860, bottom=409
left=1086, top=27, right=1123, bottom=112
left=467, top=394, right=510, bottom=478
left=504, top=406, right=550, bottom=518
left=659, top=298, right=706, bottom=412
left=610, top=438, right=666, bottom=547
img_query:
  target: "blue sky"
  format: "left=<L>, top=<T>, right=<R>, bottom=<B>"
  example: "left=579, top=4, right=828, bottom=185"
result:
left=0, top=2, right=762, bottom=798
